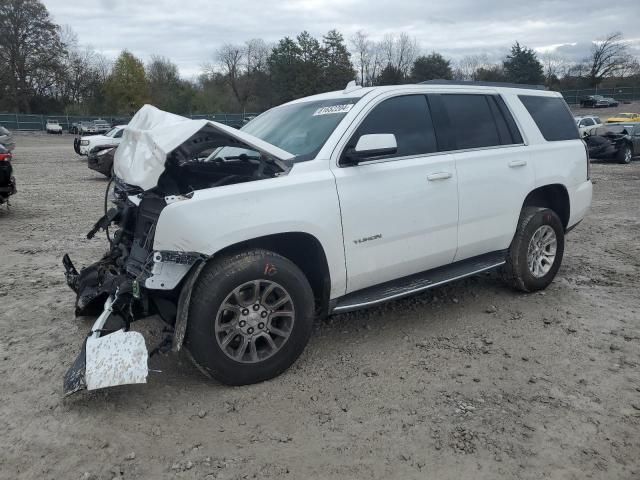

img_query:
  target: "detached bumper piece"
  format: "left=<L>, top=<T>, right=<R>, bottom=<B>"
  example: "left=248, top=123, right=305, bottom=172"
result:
left=64, top=296, right=149, bottom=396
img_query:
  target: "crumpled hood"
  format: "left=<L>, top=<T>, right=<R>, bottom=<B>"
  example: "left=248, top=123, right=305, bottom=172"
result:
left=114, top=105, right=294, bottom=191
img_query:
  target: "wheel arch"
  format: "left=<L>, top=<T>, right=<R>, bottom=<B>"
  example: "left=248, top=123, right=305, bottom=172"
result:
left=172, top=231, right=332, bottom=352
left=522, top=184, right=570, bottom=229
left=211, top=232, right=332, bottom=316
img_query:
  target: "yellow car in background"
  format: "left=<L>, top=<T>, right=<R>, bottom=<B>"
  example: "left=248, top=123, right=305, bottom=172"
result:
left=606, top=113, right=640, bottom=123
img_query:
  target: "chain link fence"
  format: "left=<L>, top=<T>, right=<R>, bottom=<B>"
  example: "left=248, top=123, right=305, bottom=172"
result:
left=560, top=86, right=640, bottom=105
left=0, top=112, right=260, bottom=131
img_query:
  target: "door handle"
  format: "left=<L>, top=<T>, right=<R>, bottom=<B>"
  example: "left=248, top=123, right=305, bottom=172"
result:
left=508, top=159, right=527, bottom=168
left=427, top=172, right=452, bottom=181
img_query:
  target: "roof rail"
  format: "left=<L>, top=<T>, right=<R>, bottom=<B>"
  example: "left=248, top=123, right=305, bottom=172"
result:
left=419, top=79, right=547, bottom=90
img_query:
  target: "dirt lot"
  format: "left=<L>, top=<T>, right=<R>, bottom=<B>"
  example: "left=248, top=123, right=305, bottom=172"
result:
left=1, top=131, right=639, bottom=480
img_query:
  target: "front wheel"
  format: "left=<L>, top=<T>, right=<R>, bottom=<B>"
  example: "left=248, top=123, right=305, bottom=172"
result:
left=502, top=207, right=565, bottom=292
left=185, top=249, right=314, bottom=386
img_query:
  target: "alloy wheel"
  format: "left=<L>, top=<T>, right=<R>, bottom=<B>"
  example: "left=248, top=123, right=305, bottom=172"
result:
left=214, top=280, right=295, bottom=363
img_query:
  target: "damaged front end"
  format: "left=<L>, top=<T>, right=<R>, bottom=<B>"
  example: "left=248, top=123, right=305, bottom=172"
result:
left=62, top=105, right=292, bottom=395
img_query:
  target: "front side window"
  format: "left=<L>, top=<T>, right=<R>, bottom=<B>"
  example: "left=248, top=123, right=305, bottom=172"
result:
left=345, top=95, right=437, bottom=160
left=519, top=95, right=579, bottom=142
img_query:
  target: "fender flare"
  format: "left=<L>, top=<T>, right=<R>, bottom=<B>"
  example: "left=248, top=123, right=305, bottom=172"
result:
left=172, top=260, right=206, bottom=352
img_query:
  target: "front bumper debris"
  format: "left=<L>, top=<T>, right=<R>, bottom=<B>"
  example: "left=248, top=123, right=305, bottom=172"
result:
left=63, top=296, right=149, bottom=396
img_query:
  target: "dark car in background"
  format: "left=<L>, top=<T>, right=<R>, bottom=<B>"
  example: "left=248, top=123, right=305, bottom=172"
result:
left=0, top=126, right=15, bottom=151
left=87, top=145, right=116, bottom=177
left=0, top=145, right=17, bottom=207
left=585, top=123, right=639, bottom=164
left=579, top=95, right=617, bottom=108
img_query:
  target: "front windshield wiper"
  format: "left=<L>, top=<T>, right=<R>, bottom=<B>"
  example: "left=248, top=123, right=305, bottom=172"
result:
left=214, top=154, right=262, bottom=162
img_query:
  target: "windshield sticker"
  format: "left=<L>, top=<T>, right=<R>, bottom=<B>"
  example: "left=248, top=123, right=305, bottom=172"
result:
left=313, top=104, right=354, bottom=116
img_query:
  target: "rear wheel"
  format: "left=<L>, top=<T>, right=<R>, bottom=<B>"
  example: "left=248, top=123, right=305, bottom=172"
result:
left=185, top=249, right=314, bottom=385
left=502, top=207, right=565, bottom=292
left=617, top=145, right=633, bottom=164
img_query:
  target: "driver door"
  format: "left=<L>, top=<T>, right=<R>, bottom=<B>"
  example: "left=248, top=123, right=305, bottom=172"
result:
left=331, top=94, right=459, bottom=293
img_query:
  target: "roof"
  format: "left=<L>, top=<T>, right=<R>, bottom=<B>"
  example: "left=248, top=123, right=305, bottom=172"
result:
left=419, top=79, right=546, bottom=90
left=284, top=81, right=558, bottom=107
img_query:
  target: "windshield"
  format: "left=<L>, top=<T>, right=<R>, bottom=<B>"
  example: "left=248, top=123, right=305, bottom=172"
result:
left=105, top=127, right=118, bottom=137
left=210, top=98, right=359, bottom=162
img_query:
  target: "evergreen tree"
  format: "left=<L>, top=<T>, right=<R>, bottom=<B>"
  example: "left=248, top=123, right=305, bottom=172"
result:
left=411, top=53, right=453, bottom=82
left=503, top=42, right=544, bottom=85
left=268, top=37, right=302, bottom=104
left=295, top=31, right=324, bottom=97
left=322, top=29, right=355, bottom=90
left=376, top=64, right=404, bottom=85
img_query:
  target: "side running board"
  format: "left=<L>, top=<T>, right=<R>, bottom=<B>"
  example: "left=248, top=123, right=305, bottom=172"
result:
left=332, top=250, right=507, bottom=314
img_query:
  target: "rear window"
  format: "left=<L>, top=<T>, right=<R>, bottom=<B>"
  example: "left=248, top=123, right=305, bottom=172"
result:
left=519, top=95, right=579, bottom=141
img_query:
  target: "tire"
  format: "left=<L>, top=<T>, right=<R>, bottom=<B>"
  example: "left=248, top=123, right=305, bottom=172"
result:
left=185, top=249, right=314, bottom=386
left=617, top=144, right=632, bottom=164
left=502, top=207, right=565, bottom=292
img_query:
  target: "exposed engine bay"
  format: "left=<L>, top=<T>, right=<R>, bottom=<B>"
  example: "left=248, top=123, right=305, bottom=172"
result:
left=62, top=106, right=292, bottom=395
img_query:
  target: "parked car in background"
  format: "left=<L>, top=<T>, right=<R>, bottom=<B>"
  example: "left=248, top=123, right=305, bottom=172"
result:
left=0, top=126, right=15, bottom=151
left=46, top=119, right=63, bottom=134
left=62, top=83, right=592, bottom=393
left=93, top=119, right=111, bottom=134
left=606, top=113, right=640, bottom=123
left=575, top=115, right=602, bottom=136
left=584, top=123, right=639, bottom=163
left=580, top=95, right=609, bottom=108
left=74, top=125, right=126, bottom=155
left=0, top=145, right=17, bottom=207
left=579, top=95, right=618, bottom=108
left=87, top=145, right=116, bottom=177
left=78, top=121, right=98, bottom=135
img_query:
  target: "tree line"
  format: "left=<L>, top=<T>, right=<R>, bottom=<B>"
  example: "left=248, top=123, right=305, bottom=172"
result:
left=1, top=0, right=639, bottom=116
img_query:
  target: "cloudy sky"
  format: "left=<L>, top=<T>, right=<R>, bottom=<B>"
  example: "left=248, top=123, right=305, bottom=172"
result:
left=43, top=0, right=640, bottom=77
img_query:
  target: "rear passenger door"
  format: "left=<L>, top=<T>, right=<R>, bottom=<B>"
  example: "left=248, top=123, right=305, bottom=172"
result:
left=431, top=93, right=535, bottom=261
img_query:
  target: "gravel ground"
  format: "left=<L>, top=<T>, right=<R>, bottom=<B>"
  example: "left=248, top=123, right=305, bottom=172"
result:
left=1, top=131, right=639, bottom=480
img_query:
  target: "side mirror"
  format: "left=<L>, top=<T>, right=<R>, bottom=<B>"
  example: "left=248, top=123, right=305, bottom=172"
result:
left=342, top=133, right=397, bottom=165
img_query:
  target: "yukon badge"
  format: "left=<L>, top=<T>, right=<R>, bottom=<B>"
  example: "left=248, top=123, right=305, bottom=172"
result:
left=353, top=234, right=382, bottom=245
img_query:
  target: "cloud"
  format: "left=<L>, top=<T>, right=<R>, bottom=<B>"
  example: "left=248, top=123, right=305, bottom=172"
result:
left=42, top=0, right=640, bottom=76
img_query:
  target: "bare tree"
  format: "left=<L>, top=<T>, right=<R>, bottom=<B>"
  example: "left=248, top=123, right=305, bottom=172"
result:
left=377, top=33, right=418, bottom=79
left=245, top=38, right=270, bottom=73
left=541, top=52, right=568, bottom=82
left=453, top=54, right=490, bottom=80
left=216, top=43, right=248, bottom=108
left=585, top=32, right=632, bottom=87
left=350, top=30, right=371, bottom=85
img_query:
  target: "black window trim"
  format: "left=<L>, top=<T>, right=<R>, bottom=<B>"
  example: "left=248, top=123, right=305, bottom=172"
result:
left=338, top=93, right=441, bottom=167
left=335, top=91, right=528, bottom=168
left=428, top=92, right=526, bottom=154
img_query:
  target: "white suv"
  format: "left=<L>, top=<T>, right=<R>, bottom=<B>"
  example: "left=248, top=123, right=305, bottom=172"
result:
left=62, top=82, right=592, bottom=394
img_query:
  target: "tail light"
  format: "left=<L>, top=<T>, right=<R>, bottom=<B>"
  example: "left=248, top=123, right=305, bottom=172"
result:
left=581, top=139, right=591, bottom=180
left=0, top=153, right=11, bottom=162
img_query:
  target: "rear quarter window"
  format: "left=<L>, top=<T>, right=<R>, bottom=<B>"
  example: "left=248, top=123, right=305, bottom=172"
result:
left=519, top=95, right=579, bottom=141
